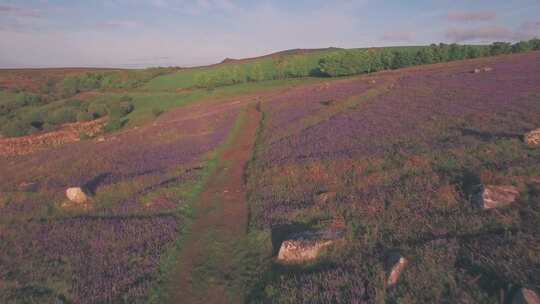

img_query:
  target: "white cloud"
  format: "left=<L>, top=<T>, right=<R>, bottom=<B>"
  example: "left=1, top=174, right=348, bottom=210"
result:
left=446, top=11, right=497, bottom=22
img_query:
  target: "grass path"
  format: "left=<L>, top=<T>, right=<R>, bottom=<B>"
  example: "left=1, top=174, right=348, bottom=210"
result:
left=166, top=102, right=262, bottom=304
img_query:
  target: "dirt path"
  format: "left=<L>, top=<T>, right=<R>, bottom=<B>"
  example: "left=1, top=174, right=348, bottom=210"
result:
left=167, top=103, right=262, bottom=304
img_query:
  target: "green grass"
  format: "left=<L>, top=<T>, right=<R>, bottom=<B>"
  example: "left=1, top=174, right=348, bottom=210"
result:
left=144, top=50, right=335, bottom=91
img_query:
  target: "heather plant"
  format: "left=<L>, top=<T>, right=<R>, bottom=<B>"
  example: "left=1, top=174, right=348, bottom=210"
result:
left=244, top=53, right=540, bottom=303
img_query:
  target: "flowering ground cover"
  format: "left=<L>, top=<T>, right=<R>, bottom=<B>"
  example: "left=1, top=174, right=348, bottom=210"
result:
left=245, top=52, right=540, bottom=303
left=0, top=96, right=244, bottom=303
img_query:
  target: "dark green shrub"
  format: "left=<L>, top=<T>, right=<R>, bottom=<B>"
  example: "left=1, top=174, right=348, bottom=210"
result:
left=88, top=103, right=108, bottom=118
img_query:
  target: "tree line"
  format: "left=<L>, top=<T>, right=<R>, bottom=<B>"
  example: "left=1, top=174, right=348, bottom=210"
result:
left=194, top=39, right=540, bottom=87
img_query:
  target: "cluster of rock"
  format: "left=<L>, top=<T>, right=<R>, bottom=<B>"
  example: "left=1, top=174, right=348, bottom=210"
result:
left=472, top=67, right=494, bottom=74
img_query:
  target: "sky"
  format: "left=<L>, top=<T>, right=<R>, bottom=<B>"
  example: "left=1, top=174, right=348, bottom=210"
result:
left=0, top=0, right=539, bottom=68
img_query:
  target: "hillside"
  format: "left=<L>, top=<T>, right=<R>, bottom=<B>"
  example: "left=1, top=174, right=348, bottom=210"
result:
left=1, top=46, right=540, bottom=303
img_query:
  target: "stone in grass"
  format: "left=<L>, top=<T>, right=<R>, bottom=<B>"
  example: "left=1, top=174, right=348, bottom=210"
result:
left=18, top=181, right=38, bottom=192
left=473, top=185, right=519, bottom=210
left=65, top=187, right=89, bottom=205
left=513, top=288, right=540, bottom=304
left=524, top=129, right=540, bottom=146
left=313, top=191, right=337, bottom=205
left=277, top=229, right=344, bottom=264
left=385, top=252, right=408, bottom=287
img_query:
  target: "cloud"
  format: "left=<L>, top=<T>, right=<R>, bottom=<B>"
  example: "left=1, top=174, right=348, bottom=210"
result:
left=0, top=4, right=41, bottom=18
left=97, top=20, right=140, bottom=29
left=380, top=31, right=415, bottom=42
left=445, top=26, right=515, bottom=42
left=446, top=11, right=496, bottom=22
left=520, top=21, right=540, bottom=32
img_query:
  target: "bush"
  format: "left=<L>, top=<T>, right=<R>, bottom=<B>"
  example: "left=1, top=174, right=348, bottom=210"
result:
left=45, top=108, right=78, bottom=125
left=104, top=118, right=127, bottom=133
left=152, top=108, right=164, bottom=117
left=19, top=108, right=44, bottom=129
left=88, top=103, right=108, bottom=118
left=1, top=120, right=33, bottom=137
left=108, top=101, right=134, bottom=119
left=76, top=111, right=93, bottom=122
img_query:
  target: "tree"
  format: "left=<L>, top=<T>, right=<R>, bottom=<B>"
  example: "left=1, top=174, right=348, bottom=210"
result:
left=512, top=41, right=531, bottom=53
left=490, top=42, right=512, bottom=55
left=249, top=63, right=265, bottom=82
left=529, top=38, right=540, bottom=50
left=415, top=48, right=435, bottom=65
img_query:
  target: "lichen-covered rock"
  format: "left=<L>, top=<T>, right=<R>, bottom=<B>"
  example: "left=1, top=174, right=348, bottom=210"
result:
left=277, top=229, right=344, bottom=263
left=66, top=187, right=88, bottom=204
left=386, top=252, right=408, bottom=287
left=474, top=185, right=519, bottom=210
left=525, top=129, right=540, bottom=146
left=513, top=288, right=540, bottom=304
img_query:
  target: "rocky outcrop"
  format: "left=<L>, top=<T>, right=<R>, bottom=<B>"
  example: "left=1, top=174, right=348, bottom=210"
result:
left=277, top=229, right=344, bottom=263
left=0, top=119, right=104, bottom=157
left=386, top=252, right=408, bottom=287
left=513, top=288, right=540, bottom=304
left=65, top=187, right=89, bottom=205
left=474, top=185, right=519, bottom=210
left=524, top=129, right=540, bottom=146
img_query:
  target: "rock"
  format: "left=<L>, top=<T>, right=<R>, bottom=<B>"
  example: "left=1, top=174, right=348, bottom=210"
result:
left=474, top=185, right=519, bottom=210
left=386, top=252, right=408, bottom=287
left=513, top=288, right=540, bottom=304
left=18, top=181, right=38, bottom=192
left=314, top=191, right=337, bottom=205
left=277, top=229, right=344, bottom=263
left=524, top=129, right=540, bottom=146
left=96, top=136, right=105, bottom=142
left=65, top=187, right=88, bottom=204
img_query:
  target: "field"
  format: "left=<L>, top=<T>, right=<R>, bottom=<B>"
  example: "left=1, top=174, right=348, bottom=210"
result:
left=0, top=48, right=539, bottom=303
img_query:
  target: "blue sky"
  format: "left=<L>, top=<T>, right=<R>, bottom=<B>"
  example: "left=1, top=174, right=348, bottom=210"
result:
left=0, top=0, right=539, bottom=68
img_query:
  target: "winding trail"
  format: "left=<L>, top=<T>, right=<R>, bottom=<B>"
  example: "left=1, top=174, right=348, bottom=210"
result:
left=167, top=103, right=262, bottom=304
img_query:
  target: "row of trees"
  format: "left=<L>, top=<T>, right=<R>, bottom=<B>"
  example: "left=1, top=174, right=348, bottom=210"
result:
left=318, top=39, right=540, bottom=77
left=193, top=55, right=321, bottom=89
left=193, top=39, right=540, bottom=88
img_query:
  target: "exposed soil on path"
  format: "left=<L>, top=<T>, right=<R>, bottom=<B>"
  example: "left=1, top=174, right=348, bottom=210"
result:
left=167, top=103, right=262, bottom=304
